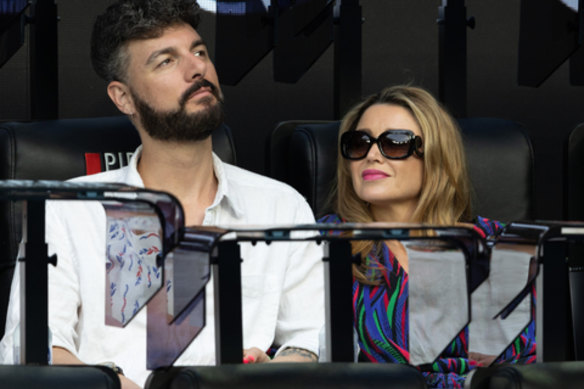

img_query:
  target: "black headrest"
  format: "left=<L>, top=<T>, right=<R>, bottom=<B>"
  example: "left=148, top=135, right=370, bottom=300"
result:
left=458, top=118, right=534, bottom=222
left=268, top=118, right=534, bottom=222
left=468, top=361, right=584, bottom=389
left=145, top=363, right=426, bottom=389
left=0, top=115, right=236, bottom=337
left=0, top=365, right=120, bottom=389
left=268, top=121, right=338, bottom=218
left=566, top=123, right=584, bottom=220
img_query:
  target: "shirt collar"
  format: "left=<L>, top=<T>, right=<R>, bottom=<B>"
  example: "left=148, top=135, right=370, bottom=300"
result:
left=126, top=146, right=244, bottom=218
left=210, top=152, right=244, bottom=218
left=124, top=145, right=146, bottom=188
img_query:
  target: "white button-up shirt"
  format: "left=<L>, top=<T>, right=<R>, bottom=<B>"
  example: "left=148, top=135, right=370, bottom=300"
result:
left=0, top=147, right=325, bottom=386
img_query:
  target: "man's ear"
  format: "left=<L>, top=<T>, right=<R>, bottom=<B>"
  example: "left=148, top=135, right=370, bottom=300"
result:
left=107, top=81, right=135, bottom=115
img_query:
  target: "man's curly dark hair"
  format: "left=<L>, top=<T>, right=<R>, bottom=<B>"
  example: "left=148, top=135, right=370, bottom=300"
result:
left=91, top=0, right=201, bottom=82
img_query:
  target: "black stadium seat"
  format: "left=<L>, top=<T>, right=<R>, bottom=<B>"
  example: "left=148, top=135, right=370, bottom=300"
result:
left=468, top=361, right=584, bottom=389
left=145, top=363, right=427, bottom=389
left=0, top=365, right=121, bottom=389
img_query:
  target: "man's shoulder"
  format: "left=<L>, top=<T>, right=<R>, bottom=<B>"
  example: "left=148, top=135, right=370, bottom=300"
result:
left=46, top=167, right=130, bottom=214
left=67, top=166, right=129, bottom=184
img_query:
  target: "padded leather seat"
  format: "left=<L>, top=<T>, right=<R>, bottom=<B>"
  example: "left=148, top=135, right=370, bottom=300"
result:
left=0, top=365, right=120, bottom=389
left=268, top=118, right=534, bottom=221
left=0, top=116, right=236, bottom=338
left=566, top=122, right=584, bottom=220
left=469, top=361, right=584, bottom=389
left=145, top=363, right=426, bottom=389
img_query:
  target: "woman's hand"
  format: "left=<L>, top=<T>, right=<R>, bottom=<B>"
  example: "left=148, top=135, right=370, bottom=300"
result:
left=469, top=351, right=497, bottom=367
left=242, top=347, right=270, bottom=364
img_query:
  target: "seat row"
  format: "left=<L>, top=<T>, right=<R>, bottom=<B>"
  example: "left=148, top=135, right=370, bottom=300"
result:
left=2, top=360, right=584, bottom=389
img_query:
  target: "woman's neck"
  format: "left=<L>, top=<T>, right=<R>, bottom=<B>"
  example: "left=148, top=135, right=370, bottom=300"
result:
left=370, top=200, right=418, bottom=224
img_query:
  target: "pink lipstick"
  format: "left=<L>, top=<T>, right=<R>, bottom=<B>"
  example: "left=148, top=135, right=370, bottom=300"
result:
left=362, top=169, right=389, bottom=181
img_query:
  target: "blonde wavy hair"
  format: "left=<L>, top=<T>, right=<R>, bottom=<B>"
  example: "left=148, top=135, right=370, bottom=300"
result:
left=332, top=85, right=472, bottom=282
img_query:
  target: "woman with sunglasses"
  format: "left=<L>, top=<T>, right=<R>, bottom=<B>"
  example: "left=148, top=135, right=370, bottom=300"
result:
left=319, top=85, right=535, bottom=388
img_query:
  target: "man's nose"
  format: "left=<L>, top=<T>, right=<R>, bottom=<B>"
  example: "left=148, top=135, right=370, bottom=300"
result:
left=184, top=53, right=206, bottom=81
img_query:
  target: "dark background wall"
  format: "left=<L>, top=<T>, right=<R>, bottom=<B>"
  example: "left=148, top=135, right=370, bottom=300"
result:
left=1, top=0, right=583, bottom=221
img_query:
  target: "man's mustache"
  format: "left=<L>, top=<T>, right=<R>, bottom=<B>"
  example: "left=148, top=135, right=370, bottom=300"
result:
left=179, top=79, right=222, bottom=107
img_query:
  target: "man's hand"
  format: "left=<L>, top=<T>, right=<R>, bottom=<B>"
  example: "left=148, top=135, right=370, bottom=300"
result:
left=52, top=346, right=142, bottom=389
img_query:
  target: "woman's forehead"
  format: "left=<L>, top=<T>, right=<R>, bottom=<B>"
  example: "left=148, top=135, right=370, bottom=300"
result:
left=357, top=104, right=422, bottom=137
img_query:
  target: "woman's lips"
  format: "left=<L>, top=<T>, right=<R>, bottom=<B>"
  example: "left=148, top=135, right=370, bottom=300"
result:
left=362, top=169, right=389, bottom=181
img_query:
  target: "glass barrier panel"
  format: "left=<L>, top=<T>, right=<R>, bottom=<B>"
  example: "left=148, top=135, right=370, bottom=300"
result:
left=146, top=281, right=205, bottom=369
left=145, top=228, right=220, bottom=368
left=104, top=202, right=164, bottom=327
left=165, top=246, right=211, bottom=322
left=408, top=238, right=469, bottom=366
left=469, top=242, right=536, bottom=363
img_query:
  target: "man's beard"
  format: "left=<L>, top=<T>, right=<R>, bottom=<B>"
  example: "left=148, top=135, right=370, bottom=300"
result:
left=132, top=79, right=225, bottom=142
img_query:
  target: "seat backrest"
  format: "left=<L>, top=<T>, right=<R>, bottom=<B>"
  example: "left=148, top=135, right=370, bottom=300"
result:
left=0, top=116, right=236, bottom=338
left=267, top=121, right=339, bottom=218
left=468, top=361, right=584, bottom=389
left=565, top=123, right=584, bottom=220
left=268, top=118, right=534, bottom=221
left=0, top=365, right=120, bottom=389
left=563, top=123, right=584, bottom=359
left=145, top=363, right=426, bottom=389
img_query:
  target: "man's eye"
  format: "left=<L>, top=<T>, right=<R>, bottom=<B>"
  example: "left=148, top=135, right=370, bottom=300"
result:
left=158, top=58, right=172, bottom=67
left=194, top=50, right=206, bottom=57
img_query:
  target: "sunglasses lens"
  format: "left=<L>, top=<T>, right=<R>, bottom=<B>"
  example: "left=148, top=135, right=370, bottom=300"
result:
left=380, top=132, right=413, bottom=158
left=343, top=132, right=371, bottom=159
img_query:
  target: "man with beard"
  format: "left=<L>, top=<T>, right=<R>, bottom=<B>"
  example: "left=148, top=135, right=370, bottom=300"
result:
left=0, top=1, right=324, bottom=388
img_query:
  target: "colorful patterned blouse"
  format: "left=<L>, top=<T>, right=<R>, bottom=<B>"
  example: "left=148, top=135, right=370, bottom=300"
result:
left=318, top=214, right=536, bottom=388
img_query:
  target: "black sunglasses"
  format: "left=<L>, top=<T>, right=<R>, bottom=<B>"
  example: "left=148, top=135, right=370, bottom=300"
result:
left=340, top=129, right=424, bottom=160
